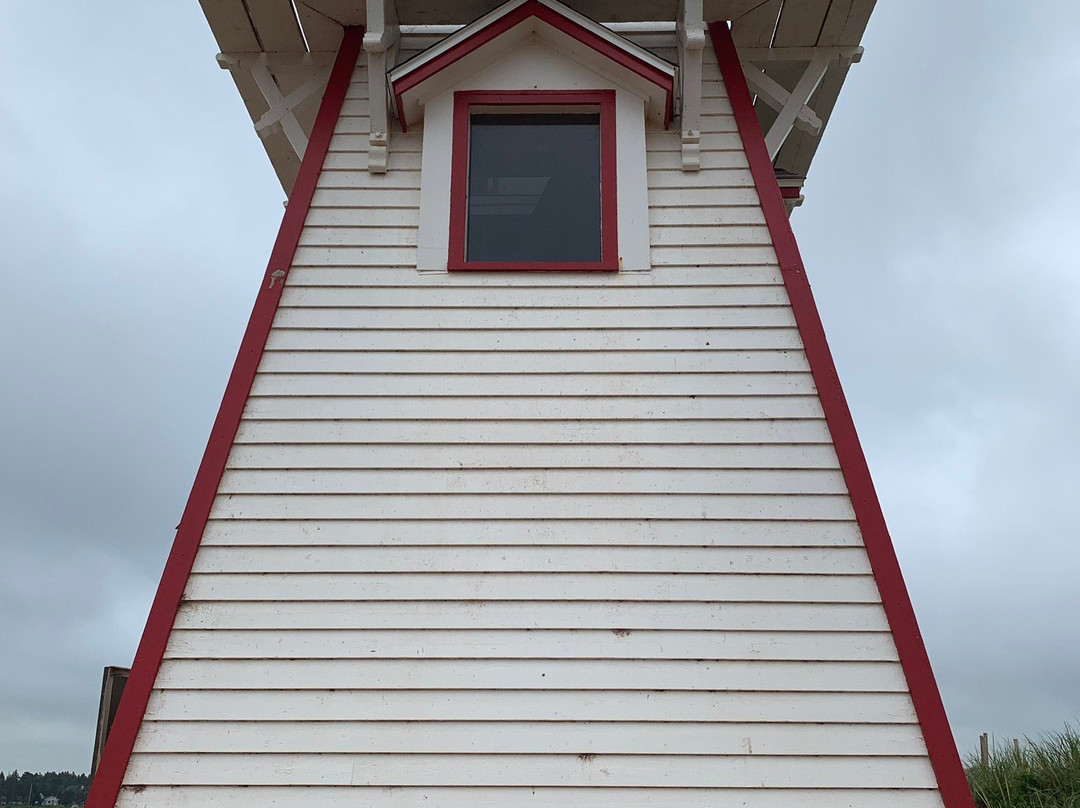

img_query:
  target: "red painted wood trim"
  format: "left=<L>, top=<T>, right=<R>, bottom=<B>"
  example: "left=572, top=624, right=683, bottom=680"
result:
left=448, top=90, right=618, bottom=272
left=393, top=0, right=674, bottom=130
left=83, top=27, right=365, bottom=808
left=709, top=20, right=976, bottom=808
left=779, top=185, right=802, bottom=199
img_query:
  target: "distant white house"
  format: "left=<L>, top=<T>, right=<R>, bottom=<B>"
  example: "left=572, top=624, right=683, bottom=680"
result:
left=41, top=796, right=59, bottom=806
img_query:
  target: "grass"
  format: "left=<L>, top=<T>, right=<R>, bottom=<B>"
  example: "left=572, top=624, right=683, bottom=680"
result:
left=966, top=724, right=1080, bottom=808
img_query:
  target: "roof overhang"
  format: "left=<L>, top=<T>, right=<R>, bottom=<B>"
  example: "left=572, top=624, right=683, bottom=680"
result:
left=200, top=0, right=876, bottom=203
left=389, top=0, right=676, bottom=132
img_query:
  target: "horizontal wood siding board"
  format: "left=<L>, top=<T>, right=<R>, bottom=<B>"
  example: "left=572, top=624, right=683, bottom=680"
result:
left=214, top=467, right=846, bottom=494
left=245, top=373, right=818, bottom=397
left=190, top=545, right=865, bottom=573
left=173, top=601, right=885, bottom=632
left=155, top=657, right=908, bottom=691
left=118, top=786, right=945, bottom=808
left=198, top=519, right=866, bottom=547
left=145, top=688, right=915, bottom=723
left=123, top=752, right=935, bottom=788
left=181, top=572, right=880, bottom=603
left=133, top=719, right=921, bottom=754
left=263, top=326, right=805, bottom=350
left=164, top=628, right=896, bottom=661
left=206, top=493, right=857, bottom=521
left=225, top=443, right=839, bottom=468
left=254, top=350, right=811, bottom=374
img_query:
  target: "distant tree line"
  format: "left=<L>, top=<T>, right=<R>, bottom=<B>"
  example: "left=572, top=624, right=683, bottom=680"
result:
left=0, top=772, right=89, bottom=806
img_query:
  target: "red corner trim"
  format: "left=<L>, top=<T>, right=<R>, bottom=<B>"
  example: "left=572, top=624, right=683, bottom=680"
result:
left=447, top=90, right=618, bottom=271
left=393, top=0, right=674, bottom=131
left=709, top=21, right=976, bottom=808
left=84, top=27, right=364, bottom=808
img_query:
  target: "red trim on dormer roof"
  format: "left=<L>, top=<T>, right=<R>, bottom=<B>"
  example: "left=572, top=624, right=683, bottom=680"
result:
left=391, top=0, right=675, bottom=132
left=83, top=26, right=365, bottom=808
left=709, top=21, right=977, bottom=808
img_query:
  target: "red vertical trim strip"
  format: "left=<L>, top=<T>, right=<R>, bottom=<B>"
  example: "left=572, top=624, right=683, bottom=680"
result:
left=709, top=21, right=976, bottom=808
left=84, top=26, right=365, bottom=808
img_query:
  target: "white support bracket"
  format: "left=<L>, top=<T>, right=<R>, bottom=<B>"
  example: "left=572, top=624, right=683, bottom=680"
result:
left=677, top=0, right=705, bottom=171
left=739, top=46, right=864, bottom=161
left=365, top=0, right=400, bottom=173
left=217, top=53, right=333, bottom=162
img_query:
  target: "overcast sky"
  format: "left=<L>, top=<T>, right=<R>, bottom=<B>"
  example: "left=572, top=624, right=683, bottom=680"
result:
left=1, top=0, right=1077, bottom=776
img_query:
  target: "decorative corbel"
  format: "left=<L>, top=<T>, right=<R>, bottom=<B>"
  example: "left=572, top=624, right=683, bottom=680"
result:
left=365, top=0, right=400, bottom=173
left=677, top=0, right=706, bottom=171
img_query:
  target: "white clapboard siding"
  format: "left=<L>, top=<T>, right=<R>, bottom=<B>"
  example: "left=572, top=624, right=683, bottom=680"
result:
left=173, top=600, right=889, bottom=631
left=189, top=545, right=867, bottom=573
left=119, top=787, right=945, bottom=808
left=122, top=37, right=944, bottom=808
left=198, top=519, right=865, bottom=547
left=226, top=442, right=839, bottom=468
left=145, top=688, right=916, bottom=723
left=165, top=628, right=896, bottom=660
left=125, top=752, right=936, bottom=788
left=133, top=719, right=920, bottom=754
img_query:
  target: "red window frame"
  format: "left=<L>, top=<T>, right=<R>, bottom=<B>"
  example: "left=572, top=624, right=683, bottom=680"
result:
left=448, top=89, right=619, bottom=271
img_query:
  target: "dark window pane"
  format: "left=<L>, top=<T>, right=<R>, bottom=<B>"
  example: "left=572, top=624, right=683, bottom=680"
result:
left=467, top=113, right=601, bottom=263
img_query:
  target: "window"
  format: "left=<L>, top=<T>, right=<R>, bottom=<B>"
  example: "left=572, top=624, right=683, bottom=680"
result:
left=448, top=90, right=618, bottom=271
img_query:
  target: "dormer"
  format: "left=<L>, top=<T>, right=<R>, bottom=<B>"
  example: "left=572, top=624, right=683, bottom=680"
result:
left=388, top=0, right=677, bottom=272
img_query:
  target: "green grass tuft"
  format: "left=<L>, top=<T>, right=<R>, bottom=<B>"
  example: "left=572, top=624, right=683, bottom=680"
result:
left=966, top=724, right=1080, bottom=808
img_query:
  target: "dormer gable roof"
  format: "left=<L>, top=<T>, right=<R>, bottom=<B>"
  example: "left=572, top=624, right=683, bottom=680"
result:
left=389, top=0, right=677, bottom=132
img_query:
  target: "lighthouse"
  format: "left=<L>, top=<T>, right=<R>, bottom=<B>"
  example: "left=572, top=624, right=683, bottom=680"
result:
left=88, top=2, right=975, bottom=807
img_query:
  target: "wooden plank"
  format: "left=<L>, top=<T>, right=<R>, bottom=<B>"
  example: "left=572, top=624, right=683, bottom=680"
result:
left=244, top=371, right=817, bottom=397
left=183, top=571, right=878, bottom=604
left=303, top=207, right=421, bottom=226
left=297, top=228, right=419, bottom=247
left=646, top=167, right=754, bottom=188
left=215, top=467, right=846, bottom=495
left=317, top=169, right=423, bottom=189
left=254, top=349, right=810, bottom=374
left=730, top=0, right=782, bottom=47
left=118, top=785, right=945, bottom=808
left=146, top=687, right=913, bottom=723
left=135, top=718, right=920, bottom=755
left=225, top=442, right=838, bottom=469
left=310, top=186, right=420, bottom=207
left=124, top=751, right=935, bottom=788
left=233, top=417, right=834, bottom=443
left=199, top=518, right=865, bottom=548
left=277, top=285, right=791, bottom=308
left=165, top=628, right=895, bottom=661
left=270, top=305, right=797, bottom=329
left=648, top=206, right=766, bottom=225
left=263, top=326, right=804, bottom=351
left=773, top=0, right=833, bottom=46
left=199, top=0, right=260, bottom=51
left=648, top=187, right=762, bottom=206
left=191, top=545, right=866, bottom=574
left=279, top=266, right=784, bottom=287
left=245, top=0, right=306, bottom=51
left=173, top=600, right=883, bottom=632
left=156, top=657, right=906, bottom=692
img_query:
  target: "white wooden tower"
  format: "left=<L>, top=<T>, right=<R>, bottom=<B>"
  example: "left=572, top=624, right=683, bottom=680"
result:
left=88, top=2, right=976, bottom=807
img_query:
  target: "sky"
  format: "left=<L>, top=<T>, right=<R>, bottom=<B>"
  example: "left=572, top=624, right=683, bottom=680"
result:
left=1, top=0, right=1078, bottom=776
